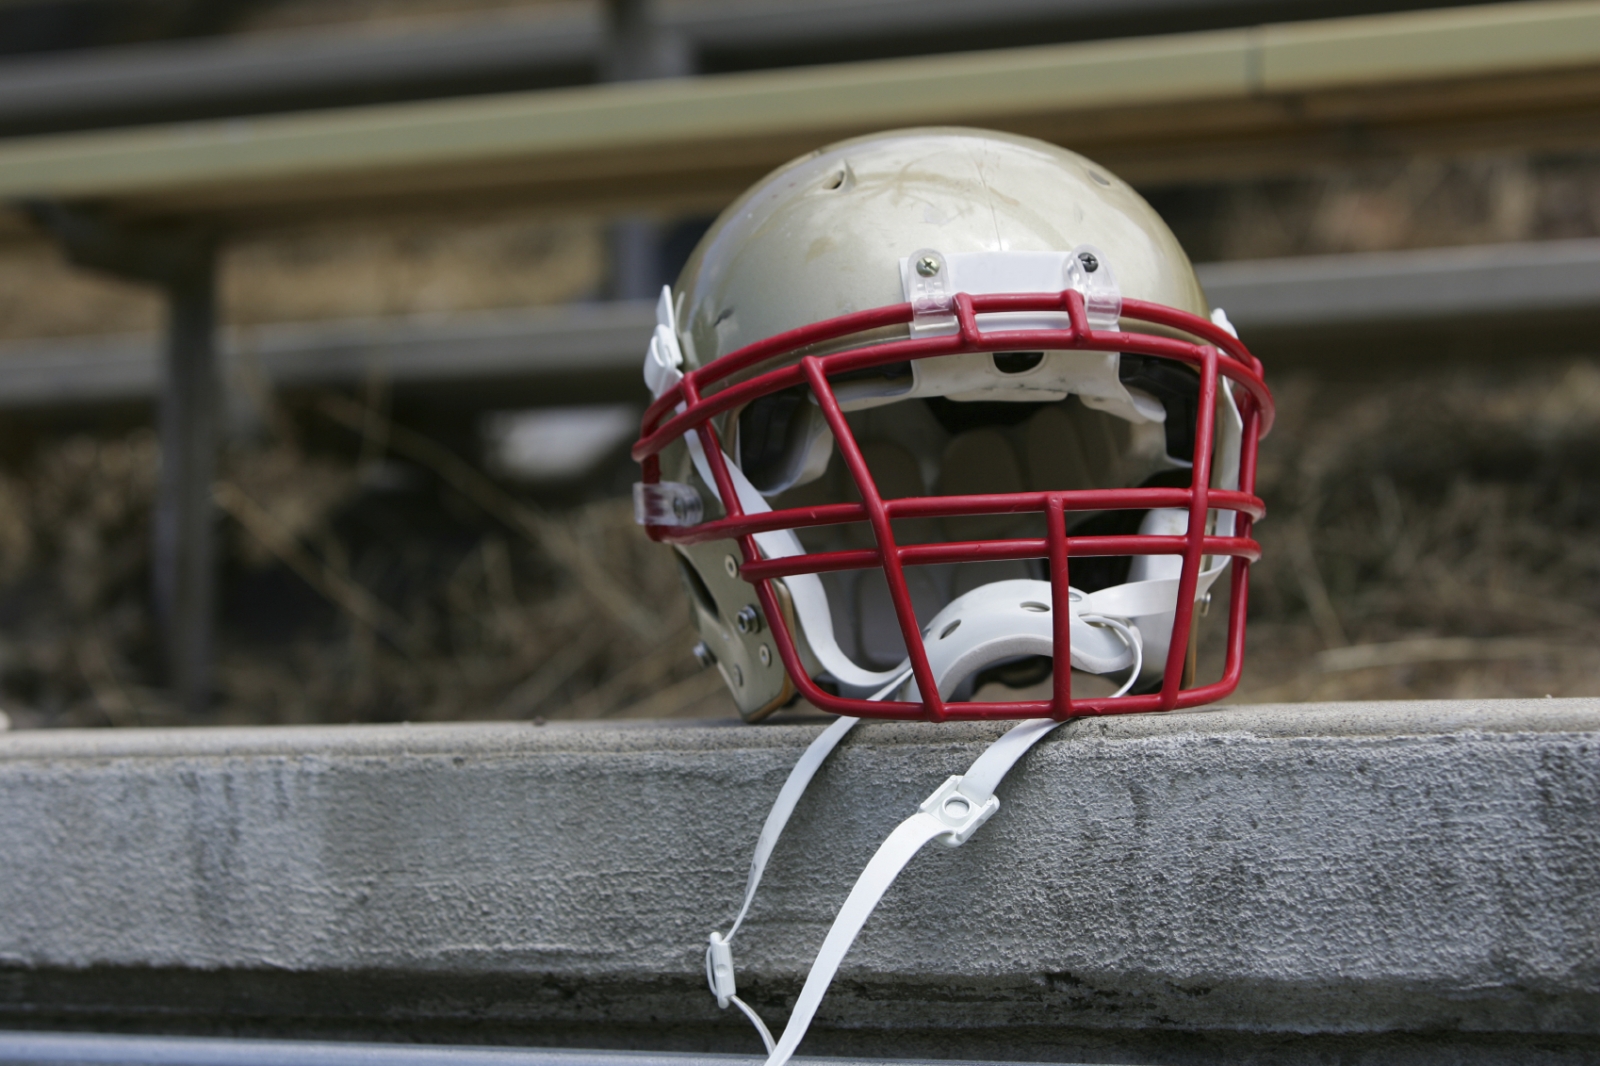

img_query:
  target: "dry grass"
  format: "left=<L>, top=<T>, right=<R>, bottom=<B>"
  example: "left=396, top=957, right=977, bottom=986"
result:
left=0, top=240, right=161, bottom=341
left=0, top=395, right=725, bottom=729
left=222, top=215, right=605, bottom=325
left=1223, top=360, right=1600, bottom=703
left=1161, top=153, right=1600, bottom=260
left=228, top=0, right=583, bottom=37
left=0, top=213, right=604, bottom=341
left=0, top=355, right=1596, bottom=729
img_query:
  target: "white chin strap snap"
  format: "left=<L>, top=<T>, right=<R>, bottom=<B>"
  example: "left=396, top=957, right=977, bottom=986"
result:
left=702, top=580, right=1144, bottom=1065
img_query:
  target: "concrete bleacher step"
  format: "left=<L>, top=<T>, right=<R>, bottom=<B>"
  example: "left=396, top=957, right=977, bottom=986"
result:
left=1, top=700, right=1596, bottom=1063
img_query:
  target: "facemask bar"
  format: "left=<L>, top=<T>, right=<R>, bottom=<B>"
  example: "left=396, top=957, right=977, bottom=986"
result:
left=634, top=288, right=1273, bottom=722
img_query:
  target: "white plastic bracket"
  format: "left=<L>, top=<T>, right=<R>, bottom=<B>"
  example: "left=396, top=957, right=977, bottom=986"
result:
left=643, top=285, right=686, bottom=398
left=1211, top=306, right=1239, bottom=339
left=633, top=481, right=704, bottom=527
left=903, top=248, right=956, bottom=336
left=919, top=775, right=1000, bottom=848
left=1065, top=244, right=1122, bottom=331
left=706, top=931, right=737, bottom=1009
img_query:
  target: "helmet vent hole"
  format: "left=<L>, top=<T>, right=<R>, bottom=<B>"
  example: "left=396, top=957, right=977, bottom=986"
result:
left=821, top=162, right=855, bottom=191
left=1089, top=170, right=1112, bottom=186
left=993, top=351, right=1044, bottom=375
left=939, top=620, right=961, bottom=640
left=1020, top=601, right=1049, bottom=612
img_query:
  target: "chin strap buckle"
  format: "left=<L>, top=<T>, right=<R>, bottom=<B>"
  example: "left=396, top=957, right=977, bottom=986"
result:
left=919, top=775, right=1001, bottom=848
left=706, top=931, right=737, bottom=1008
left=706, top=929, right=777, bottom=1052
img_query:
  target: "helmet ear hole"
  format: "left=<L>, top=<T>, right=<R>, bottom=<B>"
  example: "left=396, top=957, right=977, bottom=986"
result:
left=674, top=552, right=718, bottom=617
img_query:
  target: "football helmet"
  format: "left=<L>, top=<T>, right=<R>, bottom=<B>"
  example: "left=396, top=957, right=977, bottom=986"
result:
left=633, top=128, right=1273, bottom=722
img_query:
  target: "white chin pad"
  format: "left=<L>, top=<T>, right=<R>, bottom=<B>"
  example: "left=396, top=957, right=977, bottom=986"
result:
left=897, top=579, right=1135, bottom=701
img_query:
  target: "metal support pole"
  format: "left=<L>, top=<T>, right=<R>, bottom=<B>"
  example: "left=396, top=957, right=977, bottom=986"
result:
left=604, top=0, right=692, bottom=301
left=609, top=216, right=665, bottom=300
left=22, top=202, right=222, bottom=716
left=154, top=248, right=219, bottom=716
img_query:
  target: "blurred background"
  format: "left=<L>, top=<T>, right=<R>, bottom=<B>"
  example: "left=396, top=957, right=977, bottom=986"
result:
left=0, top=0, right=1597, bottom=728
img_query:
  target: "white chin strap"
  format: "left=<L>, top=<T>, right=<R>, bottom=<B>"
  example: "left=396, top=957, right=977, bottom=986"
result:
left=704, top=591, right=1150, bottom=1066
left=681, top=419, right=1228, bottom=1066
left=655, top=288, right=1236, bottom=1059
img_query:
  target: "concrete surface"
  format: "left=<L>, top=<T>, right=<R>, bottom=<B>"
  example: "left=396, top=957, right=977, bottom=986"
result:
left=0, top=1030, right=1060, bottom=1066
left=1, top=700, right=1596, bottom=1064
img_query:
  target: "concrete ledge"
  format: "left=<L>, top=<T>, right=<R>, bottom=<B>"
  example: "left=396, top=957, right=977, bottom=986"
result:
left=2, top=701, right=1597, bottom=1063
left=0, top=1031, right=1042, bottom=1066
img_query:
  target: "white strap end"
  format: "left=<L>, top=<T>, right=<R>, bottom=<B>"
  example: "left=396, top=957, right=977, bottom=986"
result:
left=706, top=931, right=737, bottom=1009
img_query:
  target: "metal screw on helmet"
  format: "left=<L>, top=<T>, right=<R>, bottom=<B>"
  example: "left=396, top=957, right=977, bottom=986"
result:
left=730, top=664, right=744, bottom=687
left=692, top=641, right=717, bottom=669
left=723, top=555, right=739, bottom=578
left=758, top=644, right=772, bottom=667
left=735, top=605, right=763, bottom=635
left=915, top=255, right=941, bottom=277
left=1077, top=251, right=1099, bottom=273
left=1199, top=590, right=1213, bottom=617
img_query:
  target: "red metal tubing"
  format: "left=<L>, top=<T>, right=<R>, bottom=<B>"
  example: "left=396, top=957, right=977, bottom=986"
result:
left=802, top=356, right=946, bottom=719
left=634, top=335, right=1269, bottom=462
left=887, top=488, right=1264, bottom=521
left=653, top=489, right=1267, bottom=547
left=736, top=534, right=1262, bottom=582
left=633, top=290, right=1274, bottom=460
left=640, top=301, right=914, bottom=430
left=1157, top=346, right=1219, bottom=709
left=1123, top=297, right=1261, bottom=375
left=1047, top=497, right=1073, bottom=717
left=632, top=284, right=1275, bottom=722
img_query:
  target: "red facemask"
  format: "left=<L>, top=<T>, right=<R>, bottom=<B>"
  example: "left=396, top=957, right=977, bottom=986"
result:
left=634, top=287, right=1274, bottom=722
